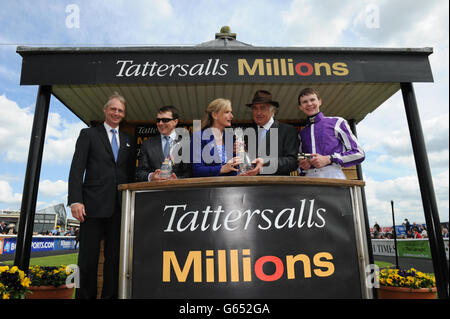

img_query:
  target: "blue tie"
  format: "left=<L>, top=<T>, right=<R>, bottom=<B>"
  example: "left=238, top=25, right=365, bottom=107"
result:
left=163, top=136, right=171, bottom=159
left=259, top=127, right=267, bottom=143
left=111, top=129, right=119, bottom=162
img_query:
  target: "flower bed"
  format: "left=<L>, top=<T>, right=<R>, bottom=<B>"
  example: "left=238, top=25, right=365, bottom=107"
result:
left=0, top=266, right=31, bottom=299
left=378, top=268, right=435, bottom=290
left=377, top=267, right=437, bottom=299
left=27, top=265, right=73, bottom=287
left=1, top=264, right=75, bottom=299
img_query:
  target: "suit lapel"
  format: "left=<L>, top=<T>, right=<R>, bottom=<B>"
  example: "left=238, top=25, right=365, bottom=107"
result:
left=267, top=120, right=280, bottom=147
left=96, top=125, right=115, bottom=162
left=153, top=134, right=164, bottom=164
left=117, top=130, right=134, bottom=163
left=117, top=131, right=123, bottom=164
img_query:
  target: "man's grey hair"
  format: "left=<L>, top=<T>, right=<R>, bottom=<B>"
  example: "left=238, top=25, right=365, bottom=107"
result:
left=104, top=91, right=126, bottom=108
left=269, top=104, right=277, bottom=114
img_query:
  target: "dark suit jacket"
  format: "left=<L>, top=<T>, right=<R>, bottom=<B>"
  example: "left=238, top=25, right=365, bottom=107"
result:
left=68, top=125, right=136, bottom=218
left=254, top=120, right=299, bottom=175
left=136, top=134, right=192, bottom=181
left=0, top=225, right=7, bottom=234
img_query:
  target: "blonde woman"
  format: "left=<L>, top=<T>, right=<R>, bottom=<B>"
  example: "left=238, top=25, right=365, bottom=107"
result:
left=191, top=98, right=242, bottom=177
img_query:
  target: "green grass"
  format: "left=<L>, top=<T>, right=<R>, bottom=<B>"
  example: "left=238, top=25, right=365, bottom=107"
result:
left=3, top=253, right=78, bottom=267
left=374, top=260, right=393, bottom=268
left=1, top=255, right=399, bottom=272
left=5, top=254, right=390, bottom=269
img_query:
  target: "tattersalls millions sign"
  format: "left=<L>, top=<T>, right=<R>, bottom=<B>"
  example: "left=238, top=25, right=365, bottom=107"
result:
left=114, top=58, right=349, bottom=78
left=130, top=184, right=362, bottom=298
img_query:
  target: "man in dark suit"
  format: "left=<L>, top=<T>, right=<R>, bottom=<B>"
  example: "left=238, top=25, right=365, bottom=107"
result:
left=68, top=92, right=136, bottom=299
left=0, top=221, right=7, bottom=234
left=136, top=105, right=191, bottom=181
left=246, top=90, right=299, bottom=175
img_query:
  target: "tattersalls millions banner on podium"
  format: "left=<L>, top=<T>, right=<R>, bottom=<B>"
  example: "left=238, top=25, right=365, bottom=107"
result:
left=130, top=184, right=362, bottom=298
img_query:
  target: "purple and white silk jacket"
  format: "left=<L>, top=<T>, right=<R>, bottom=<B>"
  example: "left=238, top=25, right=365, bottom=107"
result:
left=298, top=112, right=365, bottom=167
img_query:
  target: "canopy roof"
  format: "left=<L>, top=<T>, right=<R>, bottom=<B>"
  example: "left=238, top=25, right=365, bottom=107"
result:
left=17, top=29, right=433, bottom=125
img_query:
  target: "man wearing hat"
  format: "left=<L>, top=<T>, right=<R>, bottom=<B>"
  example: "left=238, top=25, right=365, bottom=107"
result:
left=246, top=90, right=299, bottom=175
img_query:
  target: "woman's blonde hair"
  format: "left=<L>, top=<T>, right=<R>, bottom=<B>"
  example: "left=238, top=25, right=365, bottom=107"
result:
left=201, top=98, right=232, bottom=129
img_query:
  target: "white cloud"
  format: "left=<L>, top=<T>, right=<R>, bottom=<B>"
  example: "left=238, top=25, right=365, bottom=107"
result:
left=0, top=178, right=69, bottom=209
left=391, top=155, right=414, bottom=167
left=0, top=94, right=86, bottom=164
left=375, top=154, right=389, bottom=164
left=64, top=0, right=176, bottom=45
left=433, top=170, right=449, bottom=201
left=358, top=91, right=449, bottom=171
left=38, top=179, right=68, bottom=197
left=0, top=180, right=22, bottom=205
left=351, top=1, right=448, bottom=45
left=281, top=0, right=360, bottom=46
left=422, top=114, right=450, bottom=153
left=379, top=112, right=448, bottom=169
left=360, top=93, right=449, bottom=226
left=0, top=94, right=34, bottom=162
left=365, top=168, right=449, bottom=227
left=0, top=64, right=19, bottom=82
left=42, top=115, right=86, bottom=165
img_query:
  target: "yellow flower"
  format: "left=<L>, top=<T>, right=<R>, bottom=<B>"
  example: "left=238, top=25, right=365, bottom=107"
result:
left=378, top=267, right=436, bottom=289
left=9, top=266, right=18, bottom=273
left=2, top=293, right=10, bottom=299
left=21, top=277, right=31, bottom=288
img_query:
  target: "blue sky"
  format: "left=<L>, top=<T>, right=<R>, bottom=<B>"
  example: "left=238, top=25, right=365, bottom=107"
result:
left=0, top=0, right=448, bottom=227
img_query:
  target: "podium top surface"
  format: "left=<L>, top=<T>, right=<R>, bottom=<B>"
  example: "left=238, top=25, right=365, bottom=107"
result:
left=118, top=176, right=365, bottom=191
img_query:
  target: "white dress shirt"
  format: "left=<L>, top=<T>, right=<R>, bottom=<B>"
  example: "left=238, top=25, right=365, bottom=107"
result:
left=104, top=122, right=120, bottom=148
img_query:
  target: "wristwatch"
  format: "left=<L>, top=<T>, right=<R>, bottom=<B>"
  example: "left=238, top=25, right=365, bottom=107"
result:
left=329, top=155, right=336, bottom=164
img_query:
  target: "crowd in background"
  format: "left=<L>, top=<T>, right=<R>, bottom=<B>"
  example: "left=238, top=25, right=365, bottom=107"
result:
left=0, top=221, right=79, bottom=238
left=371, top=218, right=449, bottom=239
left=0, top=221, right=16, bottom=235
left=31, top=226, right=79, bottom=237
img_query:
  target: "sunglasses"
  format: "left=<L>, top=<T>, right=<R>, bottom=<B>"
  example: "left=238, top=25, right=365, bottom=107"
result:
left=156, top=118, right=174, bottom=123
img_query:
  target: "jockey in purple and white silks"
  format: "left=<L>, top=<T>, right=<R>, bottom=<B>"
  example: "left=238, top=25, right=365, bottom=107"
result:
left=297, top=88, right=365, bottom=179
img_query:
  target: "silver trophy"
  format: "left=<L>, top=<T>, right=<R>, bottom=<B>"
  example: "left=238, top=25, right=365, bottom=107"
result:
left=159, top=157, right=173, bottom=179
left=159, top=138, right=178, bottom=179
left=297, top=153, right=314, bottom=161
left=235, top=127, right=253, bottom=174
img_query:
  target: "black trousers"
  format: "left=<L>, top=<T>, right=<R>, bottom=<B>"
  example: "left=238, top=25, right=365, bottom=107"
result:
left=76, top=206, right=121, bottom=299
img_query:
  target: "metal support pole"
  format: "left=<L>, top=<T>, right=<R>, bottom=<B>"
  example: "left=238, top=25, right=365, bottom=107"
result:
left=14, top=85, right=51, bottom=271
left=390, top=200, right=399, bottom=269
left=349, top=119, right=377, bottom=298
left=400, top=82, right=448, bottom=299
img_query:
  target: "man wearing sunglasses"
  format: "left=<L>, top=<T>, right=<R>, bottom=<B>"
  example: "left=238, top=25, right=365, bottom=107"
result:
left=136, top=105, right=191, bottom=181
